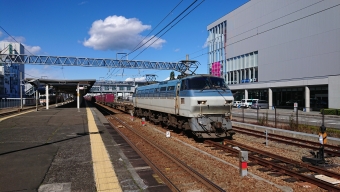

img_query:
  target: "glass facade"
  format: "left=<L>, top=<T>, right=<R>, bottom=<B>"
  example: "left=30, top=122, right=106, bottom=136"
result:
left=207, top=21, right=258, bottom=85
left=225, top=51, right=258, bottom=84
left=272, top=86, right=328, bottom=110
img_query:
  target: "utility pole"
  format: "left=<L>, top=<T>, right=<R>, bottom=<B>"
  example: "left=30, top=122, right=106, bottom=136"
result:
left=116, top=83, right=118, bottom=102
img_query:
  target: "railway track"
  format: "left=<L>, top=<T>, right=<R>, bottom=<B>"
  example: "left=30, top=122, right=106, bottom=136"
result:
left=204, top=140, right=340, bottom=191
left=95, top=102, right=340, bottom=191
left=97, top=104, right=225, bottom=192
left=233, top=127, right=340, bottom=157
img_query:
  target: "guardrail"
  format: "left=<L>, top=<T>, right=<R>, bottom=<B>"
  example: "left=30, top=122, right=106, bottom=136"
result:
left=0, top=98, right=36, bottom=109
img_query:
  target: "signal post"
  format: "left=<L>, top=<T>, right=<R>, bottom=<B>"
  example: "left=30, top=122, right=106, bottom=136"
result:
left=302, top=109, right=327, bottom=165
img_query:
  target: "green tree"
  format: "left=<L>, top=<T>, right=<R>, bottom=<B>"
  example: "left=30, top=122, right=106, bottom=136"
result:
left=170, top=71, right=175, bottom=80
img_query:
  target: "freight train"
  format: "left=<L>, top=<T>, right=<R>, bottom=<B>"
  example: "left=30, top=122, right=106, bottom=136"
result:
left=39, top=94, right=64, bottom=106
left=88, top=74, right=235, bottom=139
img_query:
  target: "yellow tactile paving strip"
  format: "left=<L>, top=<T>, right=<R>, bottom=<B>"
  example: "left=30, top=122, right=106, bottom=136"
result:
left=86, top=108, right=122, bottom=192
left=0, top=110, right=35, bottom=122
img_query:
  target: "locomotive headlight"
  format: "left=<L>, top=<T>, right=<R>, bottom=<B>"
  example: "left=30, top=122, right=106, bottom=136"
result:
left=225, top=112, right=232, bottom=120
left=197, top=100, right=207, bottom=105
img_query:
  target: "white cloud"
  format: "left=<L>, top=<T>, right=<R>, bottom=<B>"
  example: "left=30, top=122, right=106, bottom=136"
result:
left=2, top=36, right=26, bottom=43
left=174, top=48, right=180, bottom=52
left=125, top=76, right=146, bottom=82
left=83, top=15, right=166, bottom=51
left=0, top=36, right=41, bottom=54
left=0, top=31, right=2, bottom=37
left=78, top=1, right=88, bottom=5
left=24, top=45, right=41, bottom=55
left=202, top=37, right=209, bottom=48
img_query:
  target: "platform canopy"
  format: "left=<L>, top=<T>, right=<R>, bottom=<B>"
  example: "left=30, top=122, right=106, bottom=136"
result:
left=25, top=78, right=96, bottom=95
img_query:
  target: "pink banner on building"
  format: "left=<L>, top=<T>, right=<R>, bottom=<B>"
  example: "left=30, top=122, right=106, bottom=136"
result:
left=211, top=61, right=221, bottom=77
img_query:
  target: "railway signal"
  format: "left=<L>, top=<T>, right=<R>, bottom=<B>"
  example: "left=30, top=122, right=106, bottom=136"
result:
left=302, top=109, right=327, bottom=165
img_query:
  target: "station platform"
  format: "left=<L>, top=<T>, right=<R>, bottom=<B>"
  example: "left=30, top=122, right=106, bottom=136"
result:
left=0, top=100, right=170, bottom=192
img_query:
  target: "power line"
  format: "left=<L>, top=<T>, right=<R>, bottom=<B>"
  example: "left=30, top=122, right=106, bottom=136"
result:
left=225, top=2, right=340, bottom=49
left=106, top=0, right=195, bottom=80
left=0, top=26, right=34, bottom=55
left=129, top=0, right=184, bottom=56
left=127, top=0, right=199, bottom=58
left=131, top=0, right=205, bottom=61
left=0, top=27, right=41, bottom=81
left=171, top=0, right=328, bottom=65
left=193, top=0, right=337, bottom=66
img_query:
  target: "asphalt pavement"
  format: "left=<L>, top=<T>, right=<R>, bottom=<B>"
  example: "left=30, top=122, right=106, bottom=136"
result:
left=0, top=101, right=170, bottom=192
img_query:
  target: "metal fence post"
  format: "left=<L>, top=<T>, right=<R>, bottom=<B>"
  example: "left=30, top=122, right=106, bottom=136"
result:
left=257, top=106, right=259, bottom=122
left=296, top=107, right=298, bottom=129
left=274, top=106, right=277, bottom=128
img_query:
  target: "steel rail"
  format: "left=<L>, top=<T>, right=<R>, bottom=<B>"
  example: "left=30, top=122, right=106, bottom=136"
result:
left=94, top=104, right=180, bottom=192
left=112, top=115, right=225, bottom=192
left=205, top=140, right=340, bottom=191
left=233, top=127, right=340, bottom=157
left=97, top=103, right=224, bottom=192
left=234, top=126, right=340, bottom=151
left=221, top=139, right=340, bottom=180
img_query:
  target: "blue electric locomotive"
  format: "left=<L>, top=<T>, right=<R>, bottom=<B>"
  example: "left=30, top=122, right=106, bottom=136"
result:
left=133, top=74, right=235, bottom=139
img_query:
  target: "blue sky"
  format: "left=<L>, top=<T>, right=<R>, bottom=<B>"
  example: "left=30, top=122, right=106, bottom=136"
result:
left=0, top=0, right=248, bottom=82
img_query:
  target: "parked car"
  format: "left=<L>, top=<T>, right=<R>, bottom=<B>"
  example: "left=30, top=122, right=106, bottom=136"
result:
left=251, top=100, right=269, bottom=109
left=233, top=101, right=241, bottom=107
left=240, top=99, right=253, bottom=108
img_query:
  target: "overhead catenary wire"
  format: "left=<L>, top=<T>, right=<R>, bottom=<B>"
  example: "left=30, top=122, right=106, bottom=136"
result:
left=183, top=1, right=338, bottom=63
left=131, top=0, right=205, bottom=61
left=128, top=0, right=200, bottom=58
left=0, top=26, right=44, bottom=81
left=106, top=0, right=197, bottom=80
left=129, top=0, right=184, bottom=56
left=0, top=26, right=34, bottom=55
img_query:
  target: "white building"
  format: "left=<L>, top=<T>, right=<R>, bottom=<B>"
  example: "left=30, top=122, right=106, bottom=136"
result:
left=0, top=42, right=25, bottom=98
left=207, top=0, right=340, bottom=111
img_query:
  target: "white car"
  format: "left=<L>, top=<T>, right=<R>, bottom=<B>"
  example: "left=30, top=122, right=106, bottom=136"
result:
left=240, top=99, right=253, bottom=108
left=233, top=101, right=241, bottom=107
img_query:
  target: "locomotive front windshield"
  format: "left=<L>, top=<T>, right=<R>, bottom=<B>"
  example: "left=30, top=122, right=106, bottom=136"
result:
left=181, top=76, right=230, bottom=90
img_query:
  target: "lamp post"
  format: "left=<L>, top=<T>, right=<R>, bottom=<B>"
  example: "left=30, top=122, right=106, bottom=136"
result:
left=116, top=82, right=118, bottom=102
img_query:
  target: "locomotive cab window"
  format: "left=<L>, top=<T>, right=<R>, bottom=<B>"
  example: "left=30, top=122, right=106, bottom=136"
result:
left=180, top=80, right=188, bottom=91
left=167, top=86, right=175, bottom=91
left=187, top=76, right=230, bottom=90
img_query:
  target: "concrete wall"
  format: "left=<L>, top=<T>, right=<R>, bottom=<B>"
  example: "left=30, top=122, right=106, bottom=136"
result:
left=209, top=0, right=340, bottom=82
